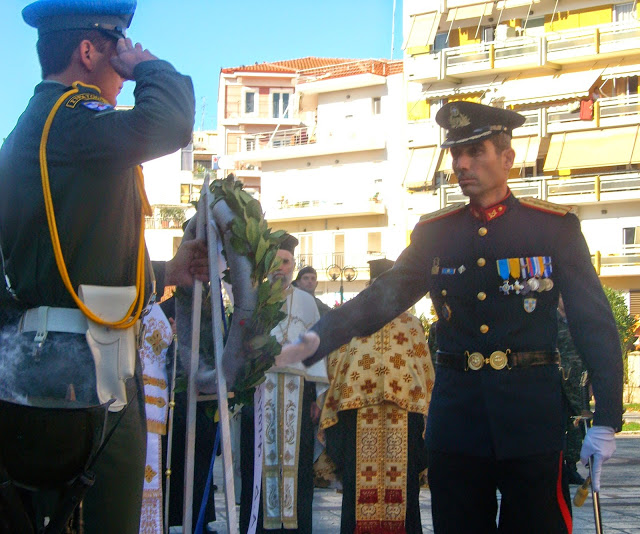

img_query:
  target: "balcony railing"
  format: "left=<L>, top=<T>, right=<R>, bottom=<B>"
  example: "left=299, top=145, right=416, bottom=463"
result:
left=599, top=94, right=640, bottom=119
left=296, top=251, right=386, bottom=273
left=243, top=127, right=314, bottom=152
left=297, top=59, right=395, bottom=84
left=410, top=20, right=640, bottom=80
left=145, top=217, right=184, bottom=230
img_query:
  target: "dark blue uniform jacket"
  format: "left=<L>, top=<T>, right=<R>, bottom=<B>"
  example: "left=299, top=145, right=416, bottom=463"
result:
left=307, top=192, right=623, bottom=459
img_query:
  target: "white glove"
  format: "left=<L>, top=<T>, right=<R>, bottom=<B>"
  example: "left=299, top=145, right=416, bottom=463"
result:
left=275, top=331, right=320, bottom=367
left=580, top=425, right=616, bottom=492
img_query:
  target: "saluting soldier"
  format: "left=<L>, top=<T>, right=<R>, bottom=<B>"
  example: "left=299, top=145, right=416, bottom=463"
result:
left=278, top=101, right=623, bottom=533
left=0, top=1, right=204, bottom=532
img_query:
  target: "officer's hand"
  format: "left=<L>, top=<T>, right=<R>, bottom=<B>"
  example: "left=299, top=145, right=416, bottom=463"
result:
left=275, top=332, right=320, bottom=367
left=166, top=240, right=209, bottom=287
left=580, top=425, right=616, bottom=492
left=111, top=38, right=157, bottom=80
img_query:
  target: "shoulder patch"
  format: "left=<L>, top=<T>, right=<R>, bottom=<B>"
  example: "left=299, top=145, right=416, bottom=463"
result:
left=518, top=197, right=571, bottom=216
left=82, top=100, right=113, bottom=112
left=65, top=93, right=110, bottom=109
left=418, top=203, right=465, bottom=225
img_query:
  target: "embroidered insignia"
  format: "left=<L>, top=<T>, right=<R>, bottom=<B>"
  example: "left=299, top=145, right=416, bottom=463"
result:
left=65, top=93, right=109, bottom=108
left=145, top=330, right=169, bottom=356
left=449, top=106, right=471, bottom=129
left=441, top=303, right=452, bottom=321
left=519, top=197, right=571, bottom=216
left=524, top=297, right=537, bottom=313
left=82, top=100, right=114, bottom=112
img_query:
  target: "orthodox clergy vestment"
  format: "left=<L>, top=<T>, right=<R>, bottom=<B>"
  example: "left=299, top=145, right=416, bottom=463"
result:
left=240, top=286, right=328, bottom=533
left=320, top=312, right=434, bottom=533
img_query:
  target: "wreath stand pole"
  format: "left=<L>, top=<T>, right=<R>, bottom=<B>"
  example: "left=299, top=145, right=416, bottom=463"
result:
left=205, top=176, right=238, bottom=533
left=183, top=176, right=238, bottom=534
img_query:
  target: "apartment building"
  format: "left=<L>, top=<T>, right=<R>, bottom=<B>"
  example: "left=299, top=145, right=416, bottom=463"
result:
left=143, top=130, right=218, bottom=261
left=217, top=58, right=406, bottom=306
left=403, top=0, right=640, bottom=314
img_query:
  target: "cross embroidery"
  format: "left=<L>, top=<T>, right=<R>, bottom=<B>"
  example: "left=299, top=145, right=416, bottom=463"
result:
left=386, top=466, right=402, bottom=482
left=362, top=466, right=377, bottom=482
left=361, top=379, right=376, bottom=394
left=393, top=332, right=409, bottom=345
left=409, top=386, right=425, bottom=402
left=341, top=362, right=350, bottom=376
left=362, top=408, right=379, bottom=424
left=358, top=354, right=375, bottom=370
left=390, top=380, right=402, bottom=394
left=387, top=409, right=402, bottom=424
left=389, top=353, right=406, bottom=369
left=340, top=383, right=354, bottom=398
left=350, top=371, right=360, bottom=382
left=399, top=313, right=411, bottom=323
left=325, top=396, right=339, bottom=411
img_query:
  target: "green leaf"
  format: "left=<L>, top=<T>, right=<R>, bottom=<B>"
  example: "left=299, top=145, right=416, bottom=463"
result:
left=230, top=235, right=247, bottom=254
left=245, top=199, right=263, bottom=220
left=255, top=237, right=268, bottom=265
left=270, top=229, right=286, bottom=241
left=246, top=218, right=261, bottom=249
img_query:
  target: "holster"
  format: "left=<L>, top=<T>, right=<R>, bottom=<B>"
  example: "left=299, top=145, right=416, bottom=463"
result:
left=79, top=285, right=138, bottom=412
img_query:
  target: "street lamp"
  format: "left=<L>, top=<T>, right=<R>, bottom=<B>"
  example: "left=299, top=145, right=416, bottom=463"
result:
left=326, top=264, right=357, bottom=305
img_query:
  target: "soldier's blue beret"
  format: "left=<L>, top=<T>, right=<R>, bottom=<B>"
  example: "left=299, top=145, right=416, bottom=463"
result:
left=436, top=101, right=525, bottom=148
left=22, top=0, right=137, bottom=39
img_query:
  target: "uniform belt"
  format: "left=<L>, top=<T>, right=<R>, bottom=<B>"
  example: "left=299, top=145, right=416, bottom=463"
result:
left=435, top=350, right=560, bottom=371
left=19, top=306, right=88, bottom=339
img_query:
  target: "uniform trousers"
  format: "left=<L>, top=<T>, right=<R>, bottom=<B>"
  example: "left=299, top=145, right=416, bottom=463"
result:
left=239, top=380, right=315, bottom=534
left=428, top=449, right=572, bottom=534
left=325, top=409, right=427, bottom=534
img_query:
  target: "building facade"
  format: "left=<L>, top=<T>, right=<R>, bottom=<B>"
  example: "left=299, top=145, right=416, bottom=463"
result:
left=403, top=0, right=640, bottom=315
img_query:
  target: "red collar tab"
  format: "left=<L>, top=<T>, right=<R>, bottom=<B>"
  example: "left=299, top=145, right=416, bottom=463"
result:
left=470, top=191, right=512, bottom=223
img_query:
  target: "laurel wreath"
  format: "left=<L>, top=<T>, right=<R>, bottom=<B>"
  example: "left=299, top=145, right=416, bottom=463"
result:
left=203, top=174, right=287, bottom=404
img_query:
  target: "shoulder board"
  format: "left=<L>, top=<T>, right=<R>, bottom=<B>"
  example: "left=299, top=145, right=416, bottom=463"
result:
left=518, top=197, right=571, bottom=216
left=418, top=203, right=465, bottom=225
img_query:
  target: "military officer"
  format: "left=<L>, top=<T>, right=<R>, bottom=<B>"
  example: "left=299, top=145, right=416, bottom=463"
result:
left=0, top=1, right=201, bottom=532
left=279, top=101, right=623, bottom=533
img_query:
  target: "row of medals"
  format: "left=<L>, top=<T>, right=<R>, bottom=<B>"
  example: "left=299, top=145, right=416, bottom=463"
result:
left=496, top=256, right=553, bottom=296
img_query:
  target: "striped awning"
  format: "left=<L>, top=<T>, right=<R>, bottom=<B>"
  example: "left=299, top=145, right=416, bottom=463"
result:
left=403, top=11, right=440, bottom=50
left=404, top=146, right=442, bottom=188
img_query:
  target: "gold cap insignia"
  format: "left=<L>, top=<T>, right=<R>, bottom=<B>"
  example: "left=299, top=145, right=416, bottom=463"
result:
left=449, top=106, right=470, bottom=129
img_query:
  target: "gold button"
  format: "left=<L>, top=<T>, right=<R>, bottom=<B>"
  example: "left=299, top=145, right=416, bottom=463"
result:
left=477, top=292, right=486, bottom=301
left=441, top=289, right=447, bottom=296
left=478, top=227, right=488, bottom=236
left=480, top=324, right=489, bottom=334
left=477, top=258, right=486, bottom=267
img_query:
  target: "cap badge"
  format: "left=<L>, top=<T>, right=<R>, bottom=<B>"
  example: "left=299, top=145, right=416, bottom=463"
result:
left=449, top=106, right=470, bottom=129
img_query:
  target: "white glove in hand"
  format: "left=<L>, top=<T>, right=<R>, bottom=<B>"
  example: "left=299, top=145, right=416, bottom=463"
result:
left=275, top=331, right=320, bottom=367
left=580, top=425, right=616, bottom=492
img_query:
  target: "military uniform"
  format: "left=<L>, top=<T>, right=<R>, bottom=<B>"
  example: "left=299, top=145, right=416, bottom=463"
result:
left=305, top=102, right=623, bottom=533
left=0, top=2, right=195, bottom=532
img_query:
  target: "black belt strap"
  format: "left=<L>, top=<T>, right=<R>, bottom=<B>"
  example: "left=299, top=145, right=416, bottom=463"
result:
left=435, top=350, right=560, bottom=371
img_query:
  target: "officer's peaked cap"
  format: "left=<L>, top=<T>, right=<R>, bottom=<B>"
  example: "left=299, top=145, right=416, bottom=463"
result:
left=436, top=101, right=525, bottom=148
left=23, top=0, right=137, bottom=39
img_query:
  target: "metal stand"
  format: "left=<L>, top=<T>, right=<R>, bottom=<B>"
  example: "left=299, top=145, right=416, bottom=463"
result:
left=182, top=176, right=237, bottom=533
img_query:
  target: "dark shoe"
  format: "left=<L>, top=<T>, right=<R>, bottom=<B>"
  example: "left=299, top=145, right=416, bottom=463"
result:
left=565, top=466, right=585, bottom=485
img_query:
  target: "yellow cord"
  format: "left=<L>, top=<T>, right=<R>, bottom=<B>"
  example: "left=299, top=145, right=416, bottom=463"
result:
left=39, top=82, right=146, bottom=328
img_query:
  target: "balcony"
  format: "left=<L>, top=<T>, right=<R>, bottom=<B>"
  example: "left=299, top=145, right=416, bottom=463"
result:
left=296, top=60, right=393, bottom=94
left=239, top=123, right=386, bottom=162
left=407, top=20, right=640, bottom=82
left=593, top=246, right=640, bottom=277
left=546, top=22, right=640, bottom=64
left=296, top=251, right=387, bottom=274
left=264, top=196, right=386, bottom=222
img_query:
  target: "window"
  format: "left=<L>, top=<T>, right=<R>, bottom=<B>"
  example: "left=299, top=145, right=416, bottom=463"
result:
left=614, top=2, right=635, bottom=23
left=272, top=92, right=291, bottom=118
left=245, top=137, right=256, bottom=151
left=623, top=227, right=640, bottom=254
left=482, top=26, right=495, bottom=43
left=367, top=232, right=382, bottom=254
left=180, top=184, right=192, bottom=204
left=243, top=90, right=257, bottom=115
left=523, top=17, right=545, bottom=38
left=613, top=75, right=638, bottom=97
left=298, top=234, right=313, bottom=268
left=181, top=142, right=193, bottom=171
left=372, top=97, right=381, bottom=115
left=333, top=234, right=345, bottom=267
left=433, top=33, right=449, bottom=52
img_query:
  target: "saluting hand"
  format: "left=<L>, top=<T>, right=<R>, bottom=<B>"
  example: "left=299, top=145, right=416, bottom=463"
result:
left=111, top=38, right=157, bottom=80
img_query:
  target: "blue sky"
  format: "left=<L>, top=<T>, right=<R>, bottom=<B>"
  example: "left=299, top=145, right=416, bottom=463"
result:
left=1, top=0, right=404, bottom=140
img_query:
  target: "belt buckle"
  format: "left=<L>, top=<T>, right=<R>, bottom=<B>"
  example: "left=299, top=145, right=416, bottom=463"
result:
left=489, top=350, right=508, bottom=370
left=467, top=352, right=485, bottom=371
